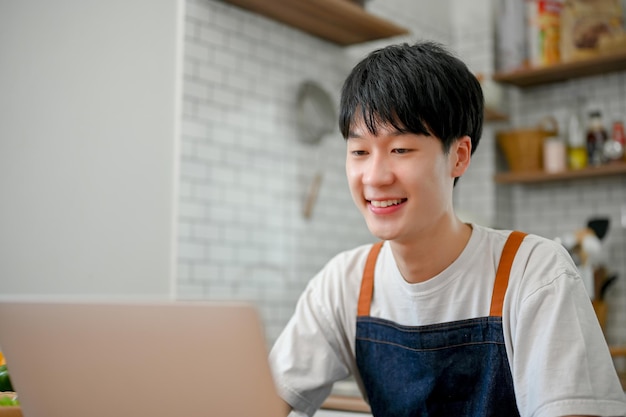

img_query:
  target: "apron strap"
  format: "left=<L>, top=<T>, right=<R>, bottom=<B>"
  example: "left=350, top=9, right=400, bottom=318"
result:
left=489, top=231, right=527, bottom=317
left=357, top=241, right=384, bottom=317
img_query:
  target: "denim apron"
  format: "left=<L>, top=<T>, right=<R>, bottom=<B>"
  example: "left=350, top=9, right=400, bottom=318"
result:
left=355, top=231, right=526, bottom=417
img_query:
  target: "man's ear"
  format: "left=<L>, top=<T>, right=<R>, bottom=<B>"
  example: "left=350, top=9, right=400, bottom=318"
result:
left=451, top=136, right=472, bottom=177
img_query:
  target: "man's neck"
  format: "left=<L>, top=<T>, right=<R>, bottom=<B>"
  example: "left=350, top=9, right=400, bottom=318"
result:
left=389, top=218, right=472, bottom=284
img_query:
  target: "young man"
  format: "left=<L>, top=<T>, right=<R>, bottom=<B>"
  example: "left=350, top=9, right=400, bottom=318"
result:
left=269, top=42, right=626, bottom=417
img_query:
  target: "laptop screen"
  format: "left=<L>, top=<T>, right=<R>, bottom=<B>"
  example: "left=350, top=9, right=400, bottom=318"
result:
left=0, top=299, right=285, bottom=417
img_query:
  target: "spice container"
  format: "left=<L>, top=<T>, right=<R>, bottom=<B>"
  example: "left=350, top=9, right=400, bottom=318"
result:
left=567, top=112, right=587, bottom=169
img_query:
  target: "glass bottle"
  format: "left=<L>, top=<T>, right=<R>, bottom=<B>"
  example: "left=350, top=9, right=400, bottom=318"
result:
left=567, top=112, right=587, bottom=170
left=586, top=111, right=608, bottom=166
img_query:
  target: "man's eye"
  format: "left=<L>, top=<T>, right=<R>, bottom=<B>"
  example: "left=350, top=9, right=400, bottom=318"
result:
left=351, top=150, right=368, bottom=156
left=393, top=148, right=411, bottom=154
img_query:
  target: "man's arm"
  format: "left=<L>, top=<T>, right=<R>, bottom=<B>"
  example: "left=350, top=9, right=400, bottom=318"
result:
left=281, top=400, right=291, bottom=416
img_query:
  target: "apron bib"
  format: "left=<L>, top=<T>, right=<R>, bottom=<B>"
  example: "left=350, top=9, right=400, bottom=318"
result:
left=355, top=231, right=526, bottom=417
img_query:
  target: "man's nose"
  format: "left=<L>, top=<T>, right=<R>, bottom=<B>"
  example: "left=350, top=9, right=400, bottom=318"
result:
left=363, top=153, right=394, bottom=186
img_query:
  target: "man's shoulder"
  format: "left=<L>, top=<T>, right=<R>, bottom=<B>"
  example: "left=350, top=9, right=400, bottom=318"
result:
left=307, top=242, right=380, bottom=292
left=473, top=224, right=566, bottom=255
left=325, top=241, right=382, bottom=269
left=471, top=225, right=576, bottom=281
left=478, top=226, right=580, bottom=296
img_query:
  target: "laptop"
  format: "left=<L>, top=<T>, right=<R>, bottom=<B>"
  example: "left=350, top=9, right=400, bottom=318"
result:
left=0, top=298, right=285, bottom=417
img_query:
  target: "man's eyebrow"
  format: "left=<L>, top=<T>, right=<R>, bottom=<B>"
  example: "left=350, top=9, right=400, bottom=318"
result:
left=347, top=131, right=364, bottom=139
left=348, top=129, right=411, bottom=139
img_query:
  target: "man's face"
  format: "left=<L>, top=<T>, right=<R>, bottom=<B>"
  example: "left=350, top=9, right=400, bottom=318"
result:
left=345, top=119, right=469, bottom=244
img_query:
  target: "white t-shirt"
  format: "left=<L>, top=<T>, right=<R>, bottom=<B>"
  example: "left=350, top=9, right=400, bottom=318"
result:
left=269, top=224, right=626, bottom=417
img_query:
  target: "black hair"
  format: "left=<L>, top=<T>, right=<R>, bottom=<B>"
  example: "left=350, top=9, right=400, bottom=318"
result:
left=339, top=41, right=483, bottom=156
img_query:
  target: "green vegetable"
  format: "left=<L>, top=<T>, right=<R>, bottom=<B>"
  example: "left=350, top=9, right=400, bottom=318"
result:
left=0, top=365, right=14, bottom=392
left=0, top=395, right=19, bottom=406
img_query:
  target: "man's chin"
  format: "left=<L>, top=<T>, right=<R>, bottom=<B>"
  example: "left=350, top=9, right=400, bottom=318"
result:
left=366, top=224, right=398, bottom=242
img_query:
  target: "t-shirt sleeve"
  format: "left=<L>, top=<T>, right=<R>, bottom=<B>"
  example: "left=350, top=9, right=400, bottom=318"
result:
left=268, top=269, right=354, bottom=416
left=511, top=244, right=626, bottom=417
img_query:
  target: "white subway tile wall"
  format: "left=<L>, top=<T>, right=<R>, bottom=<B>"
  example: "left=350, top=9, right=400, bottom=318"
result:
left=179, top=0, right=626, bottom=350
left=180, top=0, right=369, bottom=342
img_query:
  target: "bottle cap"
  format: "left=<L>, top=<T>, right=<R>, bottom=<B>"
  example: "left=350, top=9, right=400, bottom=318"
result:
left=589, top=110, right=602, bottom=118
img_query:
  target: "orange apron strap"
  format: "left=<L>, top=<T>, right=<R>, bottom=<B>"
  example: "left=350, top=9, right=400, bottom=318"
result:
left=490, top=231, right=527, bottom=317
left=357, top=241, right=384, bottom=317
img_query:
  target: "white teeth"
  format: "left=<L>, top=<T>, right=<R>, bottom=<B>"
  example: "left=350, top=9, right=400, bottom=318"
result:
left=370, top=199, right=403, bottom=208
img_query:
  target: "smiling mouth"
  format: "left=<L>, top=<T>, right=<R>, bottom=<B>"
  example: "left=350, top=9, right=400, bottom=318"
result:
left=369, top=199, right=406, bottom=208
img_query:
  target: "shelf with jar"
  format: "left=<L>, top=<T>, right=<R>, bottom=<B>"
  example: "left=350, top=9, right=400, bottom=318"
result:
left=493, top=0, right=626, bottom=88
left=494, top=114, right=626, bottom=184
left=494, top=161, right=626, bottom=184
left=492, top=48, right=626, bottom=88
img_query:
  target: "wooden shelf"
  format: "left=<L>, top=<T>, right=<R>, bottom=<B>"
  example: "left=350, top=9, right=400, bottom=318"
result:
left=494, top=162, right=626, bottom=184
left=492, top=49, right=626, bottom=88
left=223, top=0, right=409, bottom=45
left=484, top=107, right=508, bottom=122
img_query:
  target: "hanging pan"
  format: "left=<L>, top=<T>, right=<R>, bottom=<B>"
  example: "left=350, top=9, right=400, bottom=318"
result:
left=296, top=80, right=336, bottom=145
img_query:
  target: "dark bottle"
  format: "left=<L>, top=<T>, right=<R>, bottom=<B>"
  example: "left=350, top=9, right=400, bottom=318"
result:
left=586, top=111, right=608, bottom=166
